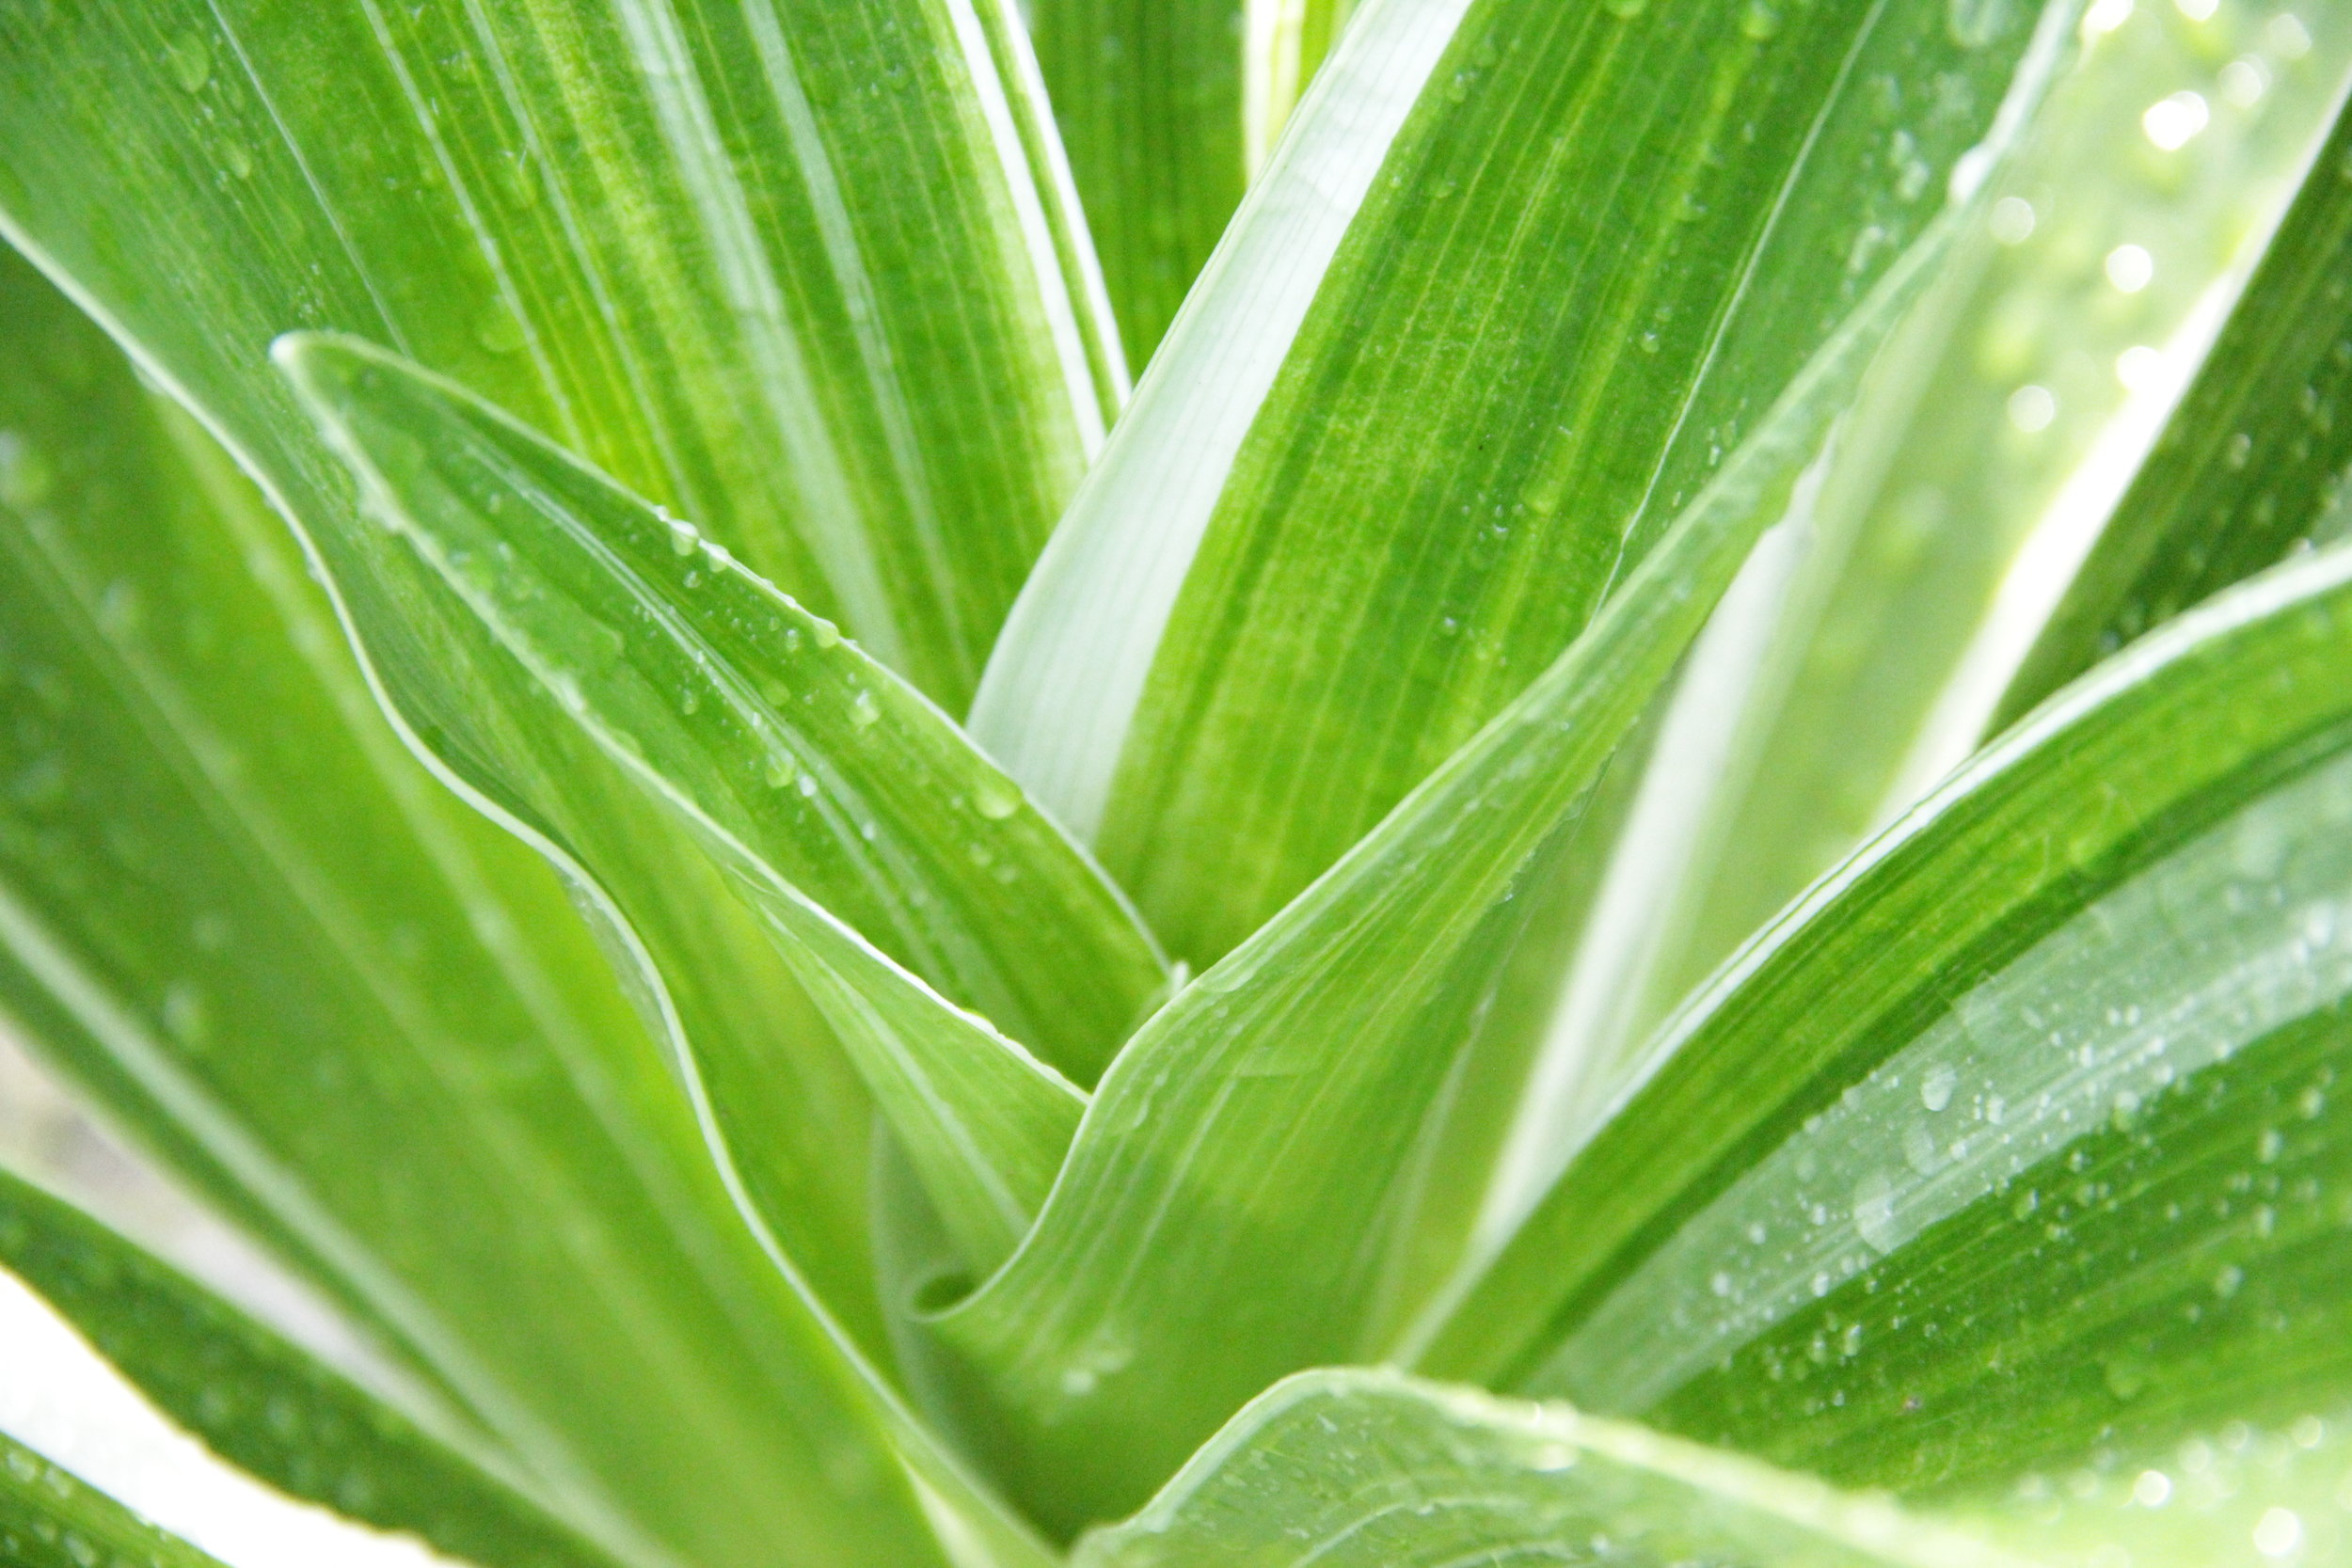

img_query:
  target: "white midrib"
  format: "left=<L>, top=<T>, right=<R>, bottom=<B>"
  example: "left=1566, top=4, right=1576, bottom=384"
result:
left=966, top=0, right=1477, bottom=843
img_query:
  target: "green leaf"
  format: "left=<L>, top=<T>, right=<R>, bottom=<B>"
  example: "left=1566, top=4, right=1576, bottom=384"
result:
left=0, top=1431, right=225, bottom=1568
left=924, top=238, right=1940, bottom=1536
left=1073, top=1368, right=2034, bottom=1568
left=278, top=332, right=1157, bottom=1275
left=1418, top=541, right=2352, bottom=1561
left=0, top=0, right=1120, bottom=709
left=1997, top=80, right=2352, bottom=726
left=975, top=0, right=2079, bottom=968
left=1029, top=0, right=1352, bottom=364
left=0, top=244, right=945, bottom=1568
left=0, top=1164, right=614, bottom=1568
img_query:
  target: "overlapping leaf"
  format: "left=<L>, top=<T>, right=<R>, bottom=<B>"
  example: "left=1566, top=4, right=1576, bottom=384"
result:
left=921, top=238, right=1946, bottom=1536
left=977, top=0, right=2079, bottom=967
left=0, top=247, right=944, bottom=1568
left=1029, top=0, right=1352, bottom=363
left=2000, top=77, right=2352, bottom=722
left=0, top=1165, right=612, bottom=1568
left=1075, top=1369, right=2036, bottom=1568
left=1419, top=542, right=2352, bottom=1564
left=279, top=333, right=1164, bottom=1279
left=0, top=1430, right=225, bottom=1568
left=0, top=0, right=1118, bottom=707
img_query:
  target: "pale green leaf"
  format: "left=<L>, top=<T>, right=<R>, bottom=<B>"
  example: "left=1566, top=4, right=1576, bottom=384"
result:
left=0, top=245, right=944, bottom=1568
left=0, top=1164, right=614, bottom=1568
left=1029, top=0, right=1353, bottom=364
left=976, top=0, right=2079, bottom=967
left=1420, top=541, right=2352, bottom=1567
left=923, top=238, right=1942, bottom=1536
left=278, top=333, right=1157, bottom=1274
left=0, top=1431, right=225, bottom=1568
left=1074, top=1368, right=2037, bottom=1568
left=0, top=0, right=1119, bottom=708
left=1999, top=77, right=2352, bottom=724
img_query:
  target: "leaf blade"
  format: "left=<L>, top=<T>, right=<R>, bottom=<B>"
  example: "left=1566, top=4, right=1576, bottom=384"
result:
left=0, top=1165, right=616, bottom=1568
left=1073, top=1368, right=2037, bottom=1568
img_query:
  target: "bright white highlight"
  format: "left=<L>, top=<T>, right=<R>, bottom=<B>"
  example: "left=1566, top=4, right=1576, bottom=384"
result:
left=2142, top=91, right=2211, bottom=151
left=2105, top=243, right=2153, bottom=293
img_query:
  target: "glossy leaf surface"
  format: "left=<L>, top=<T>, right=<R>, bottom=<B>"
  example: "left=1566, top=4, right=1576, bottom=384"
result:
left=1999, top=80, right=2352, bottom=723
left=0, top=1431, right=225, bottom=1568
left=0, top=0, right=1119, bottom=708
left=926, top=247, right=1935, bottom=1535
left=0, top=1165, right=612, bottom=1568
left=0, top=245, right=942, bottom=1568
left=977, top=0, right=2076, bottom=966
left=281, top=334, right=1152, bottom=1275
left=1423, top=544, right=2352, bottom=1564
left=1074, top=1368, right=2030, bottom=1568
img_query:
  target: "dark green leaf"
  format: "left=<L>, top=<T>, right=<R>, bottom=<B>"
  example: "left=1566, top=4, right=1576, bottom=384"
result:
left=0, top=1431, right=225, bottom=1568
left=0, top=1165, right=614, bottom=1568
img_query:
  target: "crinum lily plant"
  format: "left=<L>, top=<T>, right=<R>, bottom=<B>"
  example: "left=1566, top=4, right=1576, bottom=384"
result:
left=2, top=0, right=2352, bottom=1565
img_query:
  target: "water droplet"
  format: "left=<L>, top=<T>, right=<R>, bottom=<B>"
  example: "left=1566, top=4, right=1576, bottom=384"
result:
left=2259, top=1127, right=2284, bottom=1163
left=2141, top=91, right=2210, bottom=152
left=850, top=690, right=879, bottom=729
left=2009, top=385, right=2056, bottom=433
left=161, top=980, right=211, bottom=1050
left=812, top=618, right=842, bottom=649
left=167, top=31, right=212, bottom=93
left=1709, top=1270, right=1732, bottom=1296
left=2106, top=244, right=2153, bottom=293
left=1853, top=1170, right=1899, bottom=1254
left=796, top=771, right=819, bottom=799
left=1920, top=1064, right=1958, bottom=1113
left=975, top=782, right=1020, bottom=820
left=1989, top=195, right=2036, bottom=245
left=221, top=140, right=253, bottom=181
left=0, top=432, right=56, bottom=511
left=2132, top=1469, right=2171, bottom=1507
left=1948, top=0, right=2015, bottom=45
left=763, top=753, right=796, bottom=789
left=2254, top=1507, right=2302, bottom=1558
left=1740, top=0, right=1781, bottom=38
left=1602, top=0, right=1646, bottom=17
left=474, top=302, right=527, bottom=356
left=2214, top=1263, right=2245, bottom=1298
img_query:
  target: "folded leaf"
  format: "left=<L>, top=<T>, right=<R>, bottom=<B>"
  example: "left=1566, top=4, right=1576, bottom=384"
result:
left=1420, top=543, right=2352, bottom=1563
left=0, top=0, right=1119, bottom=707
left=0, top=1431, right=225, bottom=1568
left=924, top=236, right=1945, bottom=1535
left=0, top=1164, right=613, bottom=1568
left=0, top=246, right=942, bottom=1568
left=976, top=0, right=2079, bottom=966
left=1075, top=1368, right=2036, bottom=1568
left=280, top=332, right=1167, bottom=1274
left=1998, top=77, right=2352, bottom=725
left=1030, top=0, right=1352, bottom=363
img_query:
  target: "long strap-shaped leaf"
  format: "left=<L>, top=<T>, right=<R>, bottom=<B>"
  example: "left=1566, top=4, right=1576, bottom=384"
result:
left=1074, top=1368, right=2039, bottom=1568
left=0, top=247, right=946, bottom=1568
left=0, top=1165, right=615, bottom=1568
left=280, top=334, right=1161, bottom=1273
left=1029, top=0, right=1353, bottom=364
left=976, top=0, right=2078, bottom=966
left=1995, top=79, right=2352, bottom=725
left=1418, top=541, right=2352, bottom=1553
left=0, top=1431, right=226, bottom=1568
left=923, top=225, right=1954, bottom=1537
left=0, top=0, right=1118, bottom=708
